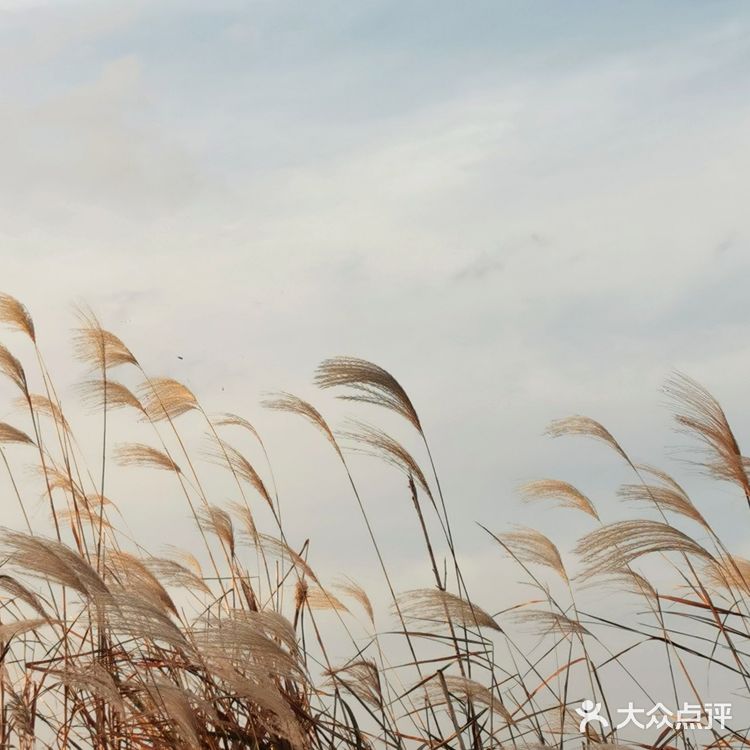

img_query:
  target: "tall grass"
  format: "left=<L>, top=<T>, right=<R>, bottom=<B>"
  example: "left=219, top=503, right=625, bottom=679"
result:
left=0, top=292, right=746, bottom=749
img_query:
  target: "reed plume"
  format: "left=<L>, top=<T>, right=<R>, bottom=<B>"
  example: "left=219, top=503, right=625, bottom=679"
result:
left=0, top=344, right=28, bottom=395
left=342, top=421, right=433, bottom=500
left=618, top=467, right=708, bottom=529
left=0, top=293, right=35, bottom=341
left=73, top=311, right=138, bottom=371
left=139, top=377, right=198, bottom=421
left=520, top=479, right=599, bottom=520
left=397, top=588, right=500, bottom=631
left=315, top=356, right=422, bottom=431
left=115, top=442, right=182, bottom=473
left=263, top=392, right=340, bottom=455
left=497, top=527, right=568, bottom=581
left=0, top=422, right=34, bottom=445
left=575, top=520, right=715, bottom=578
left=546, top=415, right=628, bottom=462
left=665, top=373, right=750, bottom=501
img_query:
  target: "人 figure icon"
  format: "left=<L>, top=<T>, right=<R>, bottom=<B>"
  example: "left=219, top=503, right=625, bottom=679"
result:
left=577, top=700, right=609, bottom=732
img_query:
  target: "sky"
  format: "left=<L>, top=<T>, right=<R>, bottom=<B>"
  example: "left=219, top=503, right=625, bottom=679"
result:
left=1, top=1, right=750, bottom=640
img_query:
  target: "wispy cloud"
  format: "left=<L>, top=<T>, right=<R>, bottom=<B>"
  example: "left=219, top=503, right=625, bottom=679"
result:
left=0, top=1, right=749, bottom=581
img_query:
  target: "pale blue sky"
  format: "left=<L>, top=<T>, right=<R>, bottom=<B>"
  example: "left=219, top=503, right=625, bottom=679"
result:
left=1, top=1, right=750, bottom=612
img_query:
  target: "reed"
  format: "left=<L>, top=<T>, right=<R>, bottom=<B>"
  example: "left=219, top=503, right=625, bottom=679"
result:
left=0, top=293, right=745, bottom=749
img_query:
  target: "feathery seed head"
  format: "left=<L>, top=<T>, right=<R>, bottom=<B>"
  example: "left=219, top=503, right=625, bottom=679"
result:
left=315, top=356, right=422, bottom=432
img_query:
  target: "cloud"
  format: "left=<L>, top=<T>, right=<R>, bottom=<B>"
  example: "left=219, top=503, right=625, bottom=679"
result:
left=0, top=55, right=203, bottom=231
left=0, top=0, right=749, bottom=581
left=0, top=2, right=140, bottom=66
left=452, top=252, right=504, bottom=283
left=453, top=237, right=551, bottom=283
